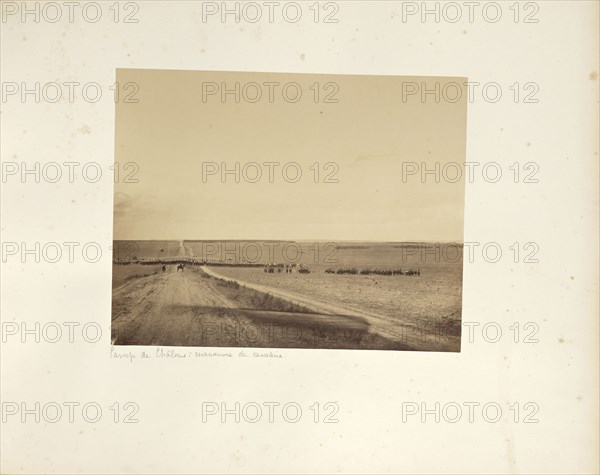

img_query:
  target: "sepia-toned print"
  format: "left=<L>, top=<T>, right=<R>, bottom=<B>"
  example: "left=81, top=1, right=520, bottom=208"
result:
left=112, top=69, right=467, bottom=352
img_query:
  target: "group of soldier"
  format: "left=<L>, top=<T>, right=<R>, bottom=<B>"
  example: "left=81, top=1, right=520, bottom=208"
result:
left=263, top=263, right=300, bottom=273
left=115, top=257, right=420, bottom=277
left=325, top=267, right=421, bottom=276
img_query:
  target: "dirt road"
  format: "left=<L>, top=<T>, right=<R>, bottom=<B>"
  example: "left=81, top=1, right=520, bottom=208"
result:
left=111, top=266, right=383, bottom=349
left=111, top=267, right=238, bottom=346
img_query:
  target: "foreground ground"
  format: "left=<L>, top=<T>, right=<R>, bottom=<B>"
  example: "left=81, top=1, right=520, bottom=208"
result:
left=111, top=265, right=460, bottom=351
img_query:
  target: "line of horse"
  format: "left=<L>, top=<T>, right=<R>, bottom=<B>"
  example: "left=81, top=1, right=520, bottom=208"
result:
left=263, top=263, right=310, bottom=274
left=114, top=259, right=419, bottom=277
left=325, top=267, right=421, bottom=276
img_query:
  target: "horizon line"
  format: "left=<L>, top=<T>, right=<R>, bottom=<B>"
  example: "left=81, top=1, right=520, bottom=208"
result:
left=112, top=238, right=466, bottom=244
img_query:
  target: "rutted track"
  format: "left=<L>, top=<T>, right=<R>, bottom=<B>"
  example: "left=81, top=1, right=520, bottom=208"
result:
left=111, top=267, right=237, bottom=346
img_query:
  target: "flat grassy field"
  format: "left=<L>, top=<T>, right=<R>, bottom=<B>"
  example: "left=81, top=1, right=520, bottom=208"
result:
left=184, top=241, right=462, bottom=334
left=213, top=263, right=461, bottom=331
left=111, top=240, right=463, bottom=350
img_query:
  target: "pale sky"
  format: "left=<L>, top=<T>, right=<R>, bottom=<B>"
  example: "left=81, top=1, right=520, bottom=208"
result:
left=114, top=69, right=467, bottom=241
